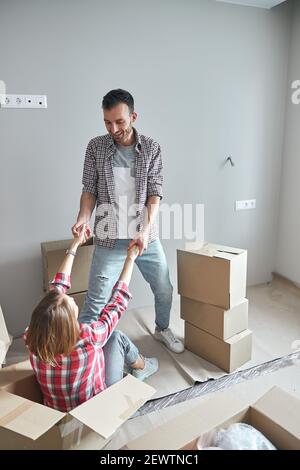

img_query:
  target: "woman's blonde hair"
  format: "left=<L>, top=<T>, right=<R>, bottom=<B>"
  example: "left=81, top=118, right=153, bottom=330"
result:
left=26, top=290, right=80, bottom=366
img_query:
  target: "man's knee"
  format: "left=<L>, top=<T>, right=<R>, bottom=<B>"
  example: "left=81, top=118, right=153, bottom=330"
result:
left=155, top=285, right=173, bottom=301
left=162, top=281, right=173, bottom=295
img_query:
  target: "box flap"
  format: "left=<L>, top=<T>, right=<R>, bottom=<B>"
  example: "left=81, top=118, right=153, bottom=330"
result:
left=252, top=386, right=300, bottom=439
left=209, top=243, right=246, bottom=255
left=69, top=374, right=155, bottom=439
left=0, top=339, right=13, bottom=366
left=226, top=328, right=252, bottom=345
left=126, top=388, right=250, bottom=450
left=184, top=240, right=205, bottom=251
left=0, top=390, right=65, bottom=440
left=0, top=305, right=10, bottom=346
left=183, top=243, right=246, bottom=260
left=0, top=305, right=12, bottom=364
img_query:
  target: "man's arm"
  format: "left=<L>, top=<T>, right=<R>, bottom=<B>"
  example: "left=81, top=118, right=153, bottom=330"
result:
left=144, top=195, right=160, bottom=230
left=72, top=138, right=98, bottom=237
left=128, top=141, right=163, bottom=256
left=72, top=191, right=96, bottom=237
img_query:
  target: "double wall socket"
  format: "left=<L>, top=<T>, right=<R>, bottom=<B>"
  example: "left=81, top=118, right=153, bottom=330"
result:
left=235, top=199, right=256, bottom=211
left=0, top=94, right=47, bottom=109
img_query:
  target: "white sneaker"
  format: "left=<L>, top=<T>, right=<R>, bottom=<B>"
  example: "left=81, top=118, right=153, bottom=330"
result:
left=154, top=327, right=185, bottom=353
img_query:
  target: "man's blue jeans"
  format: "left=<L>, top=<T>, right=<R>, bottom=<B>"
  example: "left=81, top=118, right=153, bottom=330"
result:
left=79, top=238, right=173, bottom=330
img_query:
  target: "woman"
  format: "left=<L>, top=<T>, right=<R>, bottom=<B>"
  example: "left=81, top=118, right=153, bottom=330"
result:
left=24, top=225, right=158, bottom=412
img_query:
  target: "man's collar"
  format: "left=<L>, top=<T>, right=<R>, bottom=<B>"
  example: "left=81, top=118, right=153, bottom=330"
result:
left=107, top=127, right=141, bottom=153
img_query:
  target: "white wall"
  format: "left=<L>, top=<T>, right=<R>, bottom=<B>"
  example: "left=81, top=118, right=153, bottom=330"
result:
left=0, top=0, right=292, bottom=336
left=275, top=0, right=300, bottom=283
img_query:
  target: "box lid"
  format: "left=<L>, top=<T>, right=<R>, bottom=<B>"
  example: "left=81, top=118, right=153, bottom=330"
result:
left=0, top=390, right=65, bottom=440
left=69, top=374, right=155, bottom=439
left=126, top=388, right=250, bottom=450
left=184, top=243, right=246, bottom=260
left=226, top=328, right=252, bottom=345
left=127, top=386, right=300, bottom=450
left=0, top=305, right=12, bottom=364
left=252, top=386, right=300, bottom=439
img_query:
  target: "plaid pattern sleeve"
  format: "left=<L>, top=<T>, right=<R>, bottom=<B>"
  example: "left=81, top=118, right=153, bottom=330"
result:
left=84, top=281, right=132, bottom=346
left=49, top=272, right=71, bottom=293
left=147, top=142, right=163, bottom=200
left=82, top=139, right=98, bottom=197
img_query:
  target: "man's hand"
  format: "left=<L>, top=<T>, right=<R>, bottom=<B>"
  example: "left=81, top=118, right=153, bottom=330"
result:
left=72, top=192, right=96, bottom=239
left=71, top=224, right=88, bottom=250
left=128, top=228, right=150, bottom=256
left=127, top=244, right=139, bottom=261
left=72, top=220, right=92, bottom=239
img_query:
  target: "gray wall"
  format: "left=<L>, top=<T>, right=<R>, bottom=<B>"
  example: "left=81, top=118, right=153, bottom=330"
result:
left=275, top=0, right=300, bottom=284
left=0, top=0, right=292, bottom=336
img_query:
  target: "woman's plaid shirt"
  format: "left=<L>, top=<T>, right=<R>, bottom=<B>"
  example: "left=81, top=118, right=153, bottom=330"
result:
left=24, top=272, right=132, bottom=412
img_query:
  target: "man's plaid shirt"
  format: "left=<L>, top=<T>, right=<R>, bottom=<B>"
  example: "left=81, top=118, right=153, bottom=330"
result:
left=24, top=273, right=132, bottom=412
left=82, top=127, right=163, bottom=248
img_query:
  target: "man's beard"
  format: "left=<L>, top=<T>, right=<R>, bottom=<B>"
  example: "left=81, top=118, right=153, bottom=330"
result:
left=124, top=123, right=133, bottom=137
left=113, top=123, right=133, bottom=141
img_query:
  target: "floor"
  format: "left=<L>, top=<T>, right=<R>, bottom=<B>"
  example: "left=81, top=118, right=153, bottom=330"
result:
left=3, top=275, right=300, bottom=449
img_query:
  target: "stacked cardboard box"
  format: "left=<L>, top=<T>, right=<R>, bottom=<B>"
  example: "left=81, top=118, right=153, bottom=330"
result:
left=177, top=243, right=252, bottom=372
left=41, top=237, right=95, bottom=311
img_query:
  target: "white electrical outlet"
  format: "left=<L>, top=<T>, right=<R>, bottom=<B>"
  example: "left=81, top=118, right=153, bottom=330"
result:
left=33, top=95, right=47, bottom=108
left=24, top=96, right=34, bottom=107
left=235, top=199, right=256, bottom=211
left=0, top=94, right=47, bottom=109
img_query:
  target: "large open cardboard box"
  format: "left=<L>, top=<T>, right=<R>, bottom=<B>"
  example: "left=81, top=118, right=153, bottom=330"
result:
left=0, top=305, right=13, bottom=366
left=185, top=322, right=252, bottom=373
left=177, top=243, right=247, bottom=309
left=125, top=386, right=300, bottom=450
left=41, top=238, right=94, bottom=294
left=181, top=297, right=248, bottom=340
left=0, top=360, right=155, bottom=449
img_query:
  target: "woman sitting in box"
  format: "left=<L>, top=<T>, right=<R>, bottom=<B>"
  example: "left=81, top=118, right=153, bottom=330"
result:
left=24, top=225, right=158, bottom=412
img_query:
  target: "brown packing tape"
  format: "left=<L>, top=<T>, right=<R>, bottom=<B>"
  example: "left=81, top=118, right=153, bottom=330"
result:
left=119, top=396, right=145, bottom=421
left=0, top=399, right=34, bottom=427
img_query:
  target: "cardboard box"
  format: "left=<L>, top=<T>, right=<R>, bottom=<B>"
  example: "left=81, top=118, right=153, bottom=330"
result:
left=180, top=297, right=248, bottom=340
left=71, top=292, right=87, bottom=311
left=0, top=305, right=13, bottom=366
left=177, top=243, right=247, bottom=309
left=184, top=322, right=252, bottom=373
left=0, top=360, right=155, bottom=450
left=125, top=386, right=300, bottom=450
left=41, top=238, right=94, bottom=294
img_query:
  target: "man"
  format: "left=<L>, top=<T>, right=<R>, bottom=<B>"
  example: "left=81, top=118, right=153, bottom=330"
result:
left=72, top=89, right=184, bottom=353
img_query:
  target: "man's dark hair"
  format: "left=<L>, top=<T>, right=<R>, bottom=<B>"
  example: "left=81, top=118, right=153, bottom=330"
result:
left=102, top=89, right=134, bottom=114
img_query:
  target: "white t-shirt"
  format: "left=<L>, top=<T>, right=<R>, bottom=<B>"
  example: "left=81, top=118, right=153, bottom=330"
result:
left=113, top=143, right=138, bottom=238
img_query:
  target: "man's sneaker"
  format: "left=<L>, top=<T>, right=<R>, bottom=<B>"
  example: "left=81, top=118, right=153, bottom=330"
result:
left=131, top=357, right=159, bottom=381
left=154, top=327, right=185, bottom=353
